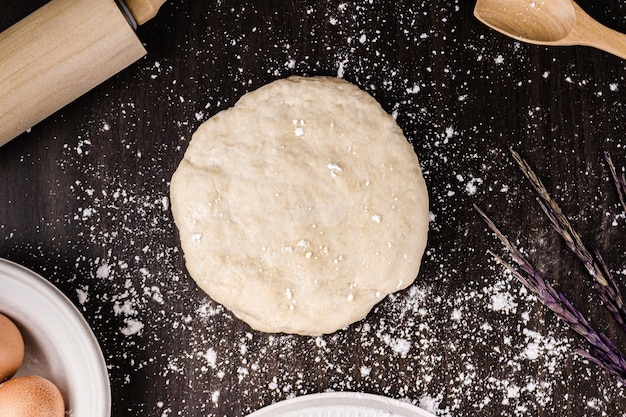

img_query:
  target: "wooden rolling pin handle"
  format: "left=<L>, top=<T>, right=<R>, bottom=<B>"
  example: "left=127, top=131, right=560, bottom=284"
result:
left=0, top=0, right=153, bottom=147
left=125, top=0, right=167, bottom=25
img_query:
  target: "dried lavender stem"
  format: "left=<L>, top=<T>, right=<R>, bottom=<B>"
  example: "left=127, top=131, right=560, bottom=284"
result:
left=509, top=148, right=626, bottom=333
left=475, top=204, right=626, bottom=385
left=605, top=152, right=626, bottom=213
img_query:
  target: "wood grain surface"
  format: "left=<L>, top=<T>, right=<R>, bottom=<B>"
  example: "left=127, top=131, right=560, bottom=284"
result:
left=1, top=1, right=626, bottom=416
left=0, top=0, right=145, bottom=145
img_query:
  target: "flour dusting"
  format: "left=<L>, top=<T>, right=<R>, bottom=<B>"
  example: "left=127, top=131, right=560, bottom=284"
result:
left=3, top=1, right=625, bottom=416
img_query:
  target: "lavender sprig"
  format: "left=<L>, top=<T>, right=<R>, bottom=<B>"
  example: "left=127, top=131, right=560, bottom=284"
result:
left=605, top=152, right=626, bottom=213
left=509, top=148, right=626, bottom=333
left=474, top=204, right=626, bottom=385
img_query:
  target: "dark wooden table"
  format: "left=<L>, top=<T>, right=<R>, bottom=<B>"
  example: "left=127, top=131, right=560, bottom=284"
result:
left=2, top=1, right=626, bottom=416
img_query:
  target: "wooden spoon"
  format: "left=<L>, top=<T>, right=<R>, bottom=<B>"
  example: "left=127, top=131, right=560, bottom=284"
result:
left=474, top=0, right=626, bottom=59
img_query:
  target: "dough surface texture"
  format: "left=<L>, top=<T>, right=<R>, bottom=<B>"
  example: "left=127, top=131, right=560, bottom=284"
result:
left=170, top=76, right=429, bottom=335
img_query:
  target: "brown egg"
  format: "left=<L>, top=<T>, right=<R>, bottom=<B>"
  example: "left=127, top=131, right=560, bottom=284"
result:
left=0, top=375, right=65, bottom=417
left=0, top=313, right=24, bottom=382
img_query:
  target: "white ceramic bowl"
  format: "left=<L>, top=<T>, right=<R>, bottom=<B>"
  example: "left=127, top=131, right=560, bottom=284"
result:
left=246, top=392, right=436, bottom=417
left=0, top=258, right=110, bottom=417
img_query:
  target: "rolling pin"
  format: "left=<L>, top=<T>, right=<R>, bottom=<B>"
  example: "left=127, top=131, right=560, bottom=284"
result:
left=0, top=0, right=167, bottom=147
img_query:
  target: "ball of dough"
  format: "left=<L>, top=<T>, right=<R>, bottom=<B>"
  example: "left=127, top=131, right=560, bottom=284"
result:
left=170, top=76, right=429, bottom=335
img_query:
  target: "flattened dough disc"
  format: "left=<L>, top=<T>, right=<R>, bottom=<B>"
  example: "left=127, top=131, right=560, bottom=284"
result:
left=170, top=76, right=429, bottom=336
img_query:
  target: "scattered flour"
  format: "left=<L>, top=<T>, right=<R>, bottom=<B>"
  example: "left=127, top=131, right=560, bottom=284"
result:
left=3, top=1, right=625, bottom=417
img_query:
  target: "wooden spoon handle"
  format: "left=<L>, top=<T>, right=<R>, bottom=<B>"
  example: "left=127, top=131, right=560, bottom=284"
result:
left=570, top=4, right=626, bottom=60
left=125, top=0, right=167, bottom=25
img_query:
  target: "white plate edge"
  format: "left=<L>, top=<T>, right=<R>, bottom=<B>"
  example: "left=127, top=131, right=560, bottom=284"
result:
left=0, top=258, right=111, bottom=417
left=246, top=391, right=437, bottom=417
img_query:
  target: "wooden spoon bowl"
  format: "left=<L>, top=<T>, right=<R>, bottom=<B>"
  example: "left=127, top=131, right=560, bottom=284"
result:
left=474, top=0, right=626, bottom=59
